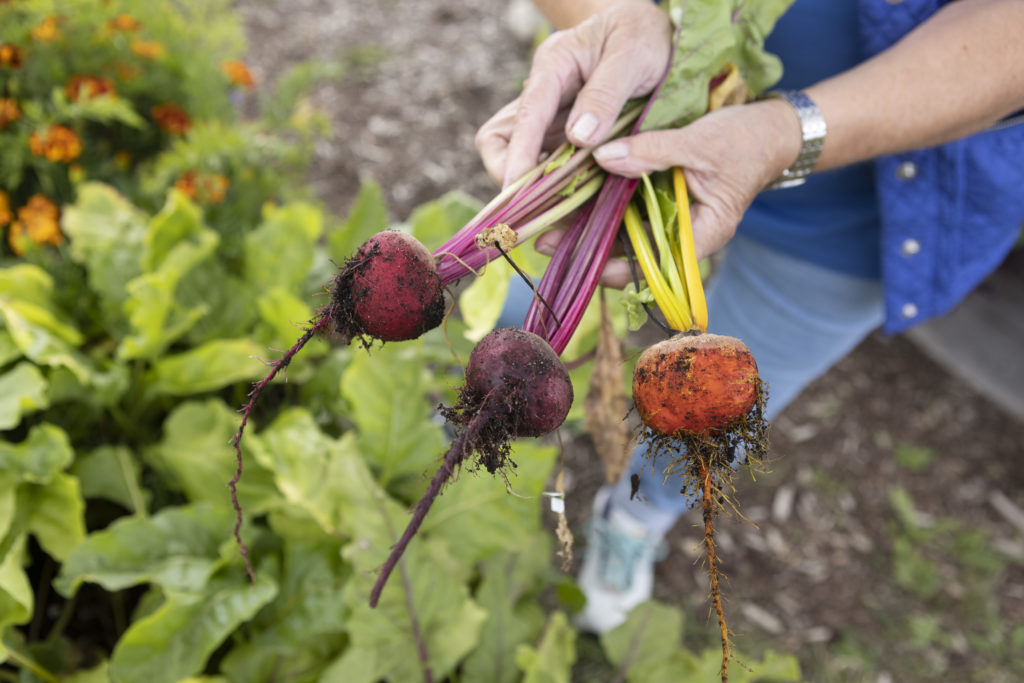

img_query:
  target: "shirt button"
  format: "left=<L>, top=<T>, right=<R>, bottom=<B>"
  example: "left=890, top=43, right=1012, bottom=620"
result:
left=896, top=161, right=918, bottom=180
left=901, top=302, right=919, bottom=319
left=900, top=238, right=921, bottom=256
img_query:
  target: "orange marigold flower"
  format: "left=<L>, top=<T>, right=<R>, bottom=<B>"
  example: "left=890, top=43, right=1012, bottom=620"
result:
left=111, top=60, right=138, bottom=82
left=220, top=60, right=255, bottom=88
left=31, top=15, right=61, bottom=42
left=0, top=44, right=24, bottom=68
left=0, top=98, right=20, bottom=129
left=107, top=13, right=142, bottom=32
left=174, top=170, right=229, bottom=204
left=28, top=124, right=82, bottom=163
left=0, top=190, right=12, bottom=227
left=8, top=194, right=63, bottom=255
left=130, top=39, right=164, bottom=59
left=65, top=74, right=116, bottom=101
left=151, top=103, right=190, bottom=135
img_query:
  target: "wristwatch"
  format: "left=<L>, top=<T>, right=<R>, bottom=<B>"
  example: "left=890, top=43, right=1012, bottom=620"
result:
left=763, top=90, right=827, bottom=189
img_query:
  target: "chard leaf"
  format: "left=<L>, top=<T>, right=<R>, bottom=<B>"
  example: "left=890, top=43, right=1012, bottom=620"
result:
left=142, top=338, right=266, bottom=397
left=70, top=445, right=149, bottom=514
left=23, top=471, right=86, bottom=563
left=0, top=362, right=48, bottom=430
left=109, top=570, right=277, bottom=683
left=0, top=424, right=73, bottom=485
left=146, top=399, right=277, bottom=513
left=0, top=534, right=33, bottom=630
left=461, top=549, right=549, bottom=683
left=218, top=537, right=348, bottom=683
left=248, top=408, right=360, bottom=535
left=60, top=183, right=148, bottom=333
left=422, top=440, right=557, bottom=566
left=119, top=210, right=220, bottom=360
left=243, top=202, right=323, bottom=293
left=515, top=611, right=577, bottom=683
left=327, top=179, right=389, bottom=264
left=407, top=190, right=482, bottom=249
left=340, top=341, right=445, bottom=488
left=54, top=503, right=235, bottom=598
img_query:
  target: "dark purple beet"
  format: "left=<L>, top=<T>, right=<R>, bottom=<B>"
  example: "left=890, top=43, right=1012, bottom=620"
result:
left=465, top=328, right=573, bottom=437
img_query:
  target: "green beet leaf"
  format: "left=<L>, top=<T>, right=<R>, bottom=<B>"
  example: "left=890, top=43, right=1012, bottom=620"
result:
left=327, top=179, right=389, bottom=265
left=461, top=549, right=550, bottom=683
left=142, top=338, right=266, bottom=397
left=23, top=471, right=86, bottom=563
left=218, top=537, right=348, bottom=683
left=0, top=362, right=48, bottom=431
left=247, top=408, right=357, bottom=536
left=60, top=183, right=149, bottom=334
left=109, top=570, right=276, bottom=683
left=644, top=0, right=794, bottom=131
left=146, top=399, right=277, bottom=514
left=70, top=445, right=149, bottom=515
left=0, top=424, right=73, bottom=485
left=0, top=534, right=33, bottom=632
left=407, top=189, right=482, bottom=249
left=54, top=503, right=236, bottom=598
left=340, top=340, right=446, bottom=488
left=323, top=540, right=486, bottom=683
left=119, top=206, right=221, bottom=360
left=244, top=202, right=323, bottom=293
left=515, top=611, right=577, bottom=683
left=421, top=440, right=557, bottom=566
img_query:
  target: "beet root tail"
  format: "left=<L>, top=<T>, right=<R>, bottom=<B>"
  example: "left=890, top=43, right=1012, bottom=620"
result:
left=369, top=389, right=502, bottom=607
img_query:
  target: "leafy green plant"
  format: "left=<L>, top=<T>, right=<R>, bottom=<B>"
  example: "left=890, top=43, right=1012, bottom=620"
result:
left=0, top=0, right=316, bottom=259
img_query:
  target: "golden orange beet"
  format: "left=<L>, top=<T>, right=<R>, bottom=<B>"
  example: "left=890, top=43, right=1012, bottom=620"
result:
left=633, top=332, right=759, bottom=435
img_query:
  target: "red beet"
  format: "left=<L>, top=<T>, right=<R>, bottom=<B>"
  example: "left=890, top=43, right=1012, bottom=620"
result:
left=335, top=230, right=445, bottom=343
left=465, top=328, right=573, bottom=437
left=369, top=328, right=572, bottom=607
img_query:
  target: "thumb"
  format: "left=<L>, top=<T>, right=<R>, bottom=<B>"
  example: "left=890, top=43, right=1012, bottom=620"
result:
left=591, top=129, right=682, bottom=177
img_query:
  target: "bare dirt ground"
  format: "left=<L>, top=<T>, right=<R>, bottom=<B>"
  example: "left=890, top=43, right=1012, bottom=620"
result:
left=238, top=2, right=1024, bottom=680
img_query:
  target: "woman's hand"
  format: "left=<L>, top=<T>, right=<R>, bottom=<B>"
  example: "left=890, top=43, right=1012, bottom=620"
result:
left=590, top=100, right=802, bottom=262
left=475, top=2, right=672, bottom=187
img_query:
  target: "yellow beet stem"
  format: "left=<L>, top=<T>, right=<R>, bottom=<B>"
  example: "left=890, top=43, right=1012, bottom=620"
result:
left=640, top=174, right=689, bottom=314
left=673, top=167, right=708, bottom=332
left=623, top=203, right=690, bottom=330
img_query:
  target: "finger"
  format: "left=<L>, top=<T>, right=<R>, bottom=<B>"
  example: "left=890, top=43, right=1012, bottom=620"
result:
left=534, top=226, right=568, bottom=257
left=564, top=52, right=649, bottom=148
left=591, top=130, right=681, bottom=177
left=598, top=258, right=633, bottom=289
left=503, top=36, right=587, bottom=186
left=475, top=100, right=520, bottom=184
left=564, top=7, right=671, bottom=147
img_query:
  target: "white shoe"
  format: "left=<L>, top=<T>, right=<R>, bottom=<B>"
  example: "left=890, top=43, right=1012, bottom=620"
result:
left=575, top=487, right=667, bottom=634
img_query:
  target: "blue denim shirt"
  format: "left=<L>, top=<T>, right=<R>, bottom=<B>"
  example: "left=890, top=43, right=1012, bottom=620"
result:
left=858, top=0, right=1024, bottom=332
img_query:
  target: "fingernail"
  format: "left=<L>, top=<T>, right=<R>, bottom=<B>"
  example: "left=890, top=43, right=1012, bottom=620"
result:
left=569, top=113, right=598, bottom=144
left=536, top=241, right=556, bottom=256
left=594, top=139, right=628, bottom=161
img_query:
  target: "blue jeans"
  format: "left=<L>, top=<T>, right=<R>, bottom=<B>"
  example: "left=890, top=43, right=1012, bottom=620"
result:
left=497, top=236, right=885, bottom=534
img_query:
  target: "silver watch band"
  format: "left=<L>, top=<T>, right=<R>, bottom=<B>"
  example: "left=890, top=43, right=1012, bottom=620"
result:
left=764, top=90, right=826, bottom=189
